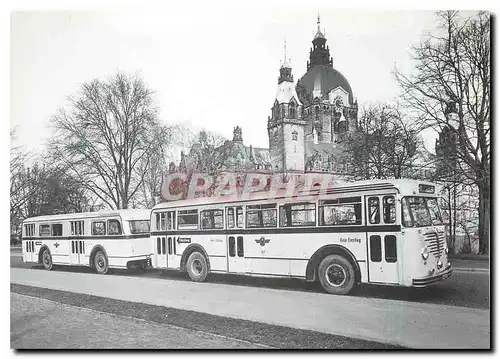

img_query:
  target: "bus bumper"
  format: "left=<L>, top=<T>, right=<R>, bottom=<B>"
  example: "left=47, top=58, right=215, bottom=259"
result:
left=412, top=263, right=452, bottom=287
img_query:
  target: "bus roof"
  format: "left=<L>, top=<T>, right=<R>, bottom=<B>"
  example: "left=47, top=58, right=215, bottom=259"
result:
left=152, top=178, right=438, bottom=211
left=23, top=209, right=152, bottom=223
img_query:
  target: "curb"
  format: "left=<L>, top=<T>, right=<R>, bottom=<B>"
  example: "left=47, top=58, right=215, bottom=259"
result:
left=452, top=268, right=489, bottom=273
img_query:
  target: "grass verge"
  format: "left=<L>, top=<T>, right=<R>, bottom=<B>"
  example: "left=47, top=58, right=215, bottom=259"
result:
left=11, top=283, right=403, bottom=349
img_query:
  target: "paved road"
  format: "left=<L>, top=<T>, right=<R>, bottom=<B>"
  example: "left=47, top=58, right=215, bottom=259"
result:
left=10, top=267, right=490, bottom=349
left=10, top=252, right=489, bottom=310
left=11, top=293, right=265, bottom=349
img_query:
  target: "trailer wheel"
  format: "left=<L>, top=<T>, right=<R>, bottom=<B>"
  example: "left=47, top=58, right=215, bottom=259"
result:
left=186, top=251, right=208, bottom=282
left=42, top=248, right=53, bottom=270
left=318, top=254, right=355, bottom=295
left=94, top=250, right=109, bottom=275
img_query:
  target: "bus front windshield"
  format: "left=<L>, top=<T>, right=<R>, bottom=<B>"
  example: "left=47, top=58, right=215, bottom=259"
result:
left=402, top=196, right=443, bottom=227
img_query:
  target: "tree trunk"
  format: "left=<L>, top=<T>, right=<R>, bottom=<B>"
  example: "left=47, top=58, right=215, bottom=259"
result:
left=477, top=179, right=490, bottom=255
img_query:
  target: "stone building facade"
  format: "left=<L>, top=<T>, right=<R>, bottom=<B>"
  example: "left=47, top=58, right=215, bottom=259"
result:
left=178, top=15, right=358, bottom=176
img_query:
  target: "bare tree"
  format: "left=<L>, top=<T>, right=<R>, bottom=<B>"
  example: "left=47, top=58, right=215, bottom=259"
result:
left=395, top=11, right=490, bottom=254
left=343, top=103, right=421, bottom=180
left=49, top=72, right=170, bottom=210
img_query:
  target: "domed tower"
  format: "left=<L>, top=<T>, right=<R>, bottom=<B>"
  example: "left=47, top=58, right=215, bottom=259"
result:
left=296, top=14, right=358, bottom=148
left=267, top=41, right=306, bottom=172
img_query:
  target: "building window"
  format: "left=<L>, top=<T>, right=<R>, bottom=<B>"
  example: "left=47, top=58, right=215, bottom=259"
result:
left=289, top=102, right=296, bottom=118
left=292, top=131, right=298, bottom=141
left=200, top=209, right=224, bottom=230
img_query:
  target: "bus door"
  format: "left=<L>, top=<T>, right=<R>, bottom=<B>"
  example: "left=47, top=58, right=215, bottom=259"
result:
left=366, top=195, right=399, bottom=284
left=70, top=221, right=85, bottom=265
left=70, top=239, right=85, bottom=265
left=24, top=239, right=36, bottom=262
left=155, top=211, right=177, bottom=268
left=226, top=206, right=246, bottom=273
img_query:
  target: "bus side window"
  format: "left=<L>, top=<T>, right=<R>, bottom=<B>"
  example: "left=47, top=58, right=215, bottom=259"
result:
left=383, top=196, right=396, bottom=224
left=246, top=204, right=277, bottom=228
left=92, top=221, right=106, bottom=236
left=368, top=197, right=380, bottom=224
left=227, top=207, right=244, bottom=229
left=51, top=223, right=63, bottom=236
left=39, top=224, right=50, bottom=237
left=108, top=220, right=122, bottom=235
left=227, top=208, right=235, bottom=228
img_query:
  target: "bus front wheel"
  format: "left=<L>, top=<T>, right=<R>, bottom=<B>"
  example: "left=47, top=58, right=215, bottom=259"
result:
left=186, top=252, right=208, bottom=282
left=318, top=255, right=355, bottom=295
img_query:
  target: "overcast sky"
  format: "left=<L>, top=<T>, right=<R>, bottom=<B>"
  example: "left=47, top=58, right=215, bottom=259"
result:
left=10, top=6, right=478, bottom=159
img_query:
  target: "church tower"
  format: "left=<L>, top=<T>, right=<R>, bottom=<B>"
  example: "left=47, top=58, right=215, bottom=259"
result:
left=267, top=41, right=306, bottom=172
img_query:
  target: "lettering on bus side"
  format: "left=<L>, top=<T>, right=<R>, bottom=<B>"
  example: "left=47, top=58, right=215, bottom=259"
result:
left=176, top=237, right=191, bottom=244
left=339, top=237, right=362, bottom=244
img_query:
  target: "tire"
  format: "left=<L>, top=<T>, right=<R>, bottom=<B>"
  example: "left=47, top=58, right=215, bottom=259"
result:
left=186, top=251, right=208, bottom=282
left=42, top=248, right=53, bottom=270
left=94, top=250, right=109, bottom=275
left=318, top=254, right=356, bottom=295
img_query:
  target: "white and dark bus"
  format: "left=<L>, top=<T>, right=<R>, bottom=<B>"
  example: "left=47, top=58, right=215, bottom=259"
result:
left=149, top=179, right=452, bottom=295
left=22, top=210, right=152, bottom=274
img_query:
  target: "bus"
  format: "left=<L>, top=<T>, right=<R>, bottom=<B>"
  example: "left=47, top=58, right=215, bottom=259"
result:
left=149, top=179, right=452, bottom=295
left=22, top=210, right=152, bottom=274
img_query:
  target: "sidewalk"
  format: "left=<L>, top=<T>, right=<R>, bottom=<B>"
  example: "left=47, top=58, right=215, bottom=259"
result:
left=10, top=268, right=490, bottom=349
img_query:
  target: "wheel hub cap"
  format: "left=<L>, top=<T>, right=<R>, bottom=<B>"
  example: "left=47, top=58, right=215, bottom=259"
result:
left=326, top=264, right=347, bottom=287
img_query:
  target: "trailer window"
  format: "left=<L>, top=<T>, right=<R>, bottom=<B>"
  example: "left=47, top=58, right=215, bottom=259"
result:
left=70, top=221, right=84, bottom=236
left=51, top=223, right=63, bottom=236
left=129, top=220, right=150, bottom=234
left=39, top=225, right=50, bottom=237
left=92, top=221, right=106, bottom=235
left=108, top=220, right=122, bottom=235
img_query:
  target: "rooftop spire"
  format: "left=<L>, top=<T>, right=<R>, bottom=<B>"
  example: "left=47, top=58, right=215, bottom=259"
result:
left=282, top=39, right=291, bottom=68
left=313, top=11, right=326, bottom=40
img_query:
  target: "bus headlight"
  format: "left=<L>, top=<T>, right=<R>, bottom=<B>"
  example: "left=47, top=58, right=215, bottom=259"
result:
left=421, top=247, right=429, bottom=260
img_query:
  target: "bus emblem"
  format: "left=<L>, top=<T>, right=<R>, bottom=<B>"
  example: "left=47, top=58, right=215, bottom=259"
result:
left=255, top=237, right=270, bottom=246
left=54, top=242, right=60, bottom=248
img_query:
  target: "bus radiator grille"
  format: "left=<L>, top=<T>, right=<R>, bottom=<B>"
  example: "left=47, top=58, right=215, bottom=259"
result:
left=424, top=231, right=445, bottom=258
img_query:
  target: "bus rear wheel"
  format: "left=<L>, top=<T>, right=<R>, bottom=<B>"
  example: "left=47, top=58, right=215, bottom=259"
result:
left=42, top=248, right=53, bottom=270
left=318, top=254, right=355, bottom=295
left=94, top=250, right=109, bottom=275
left=186, top=252, right=208, bottom=282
